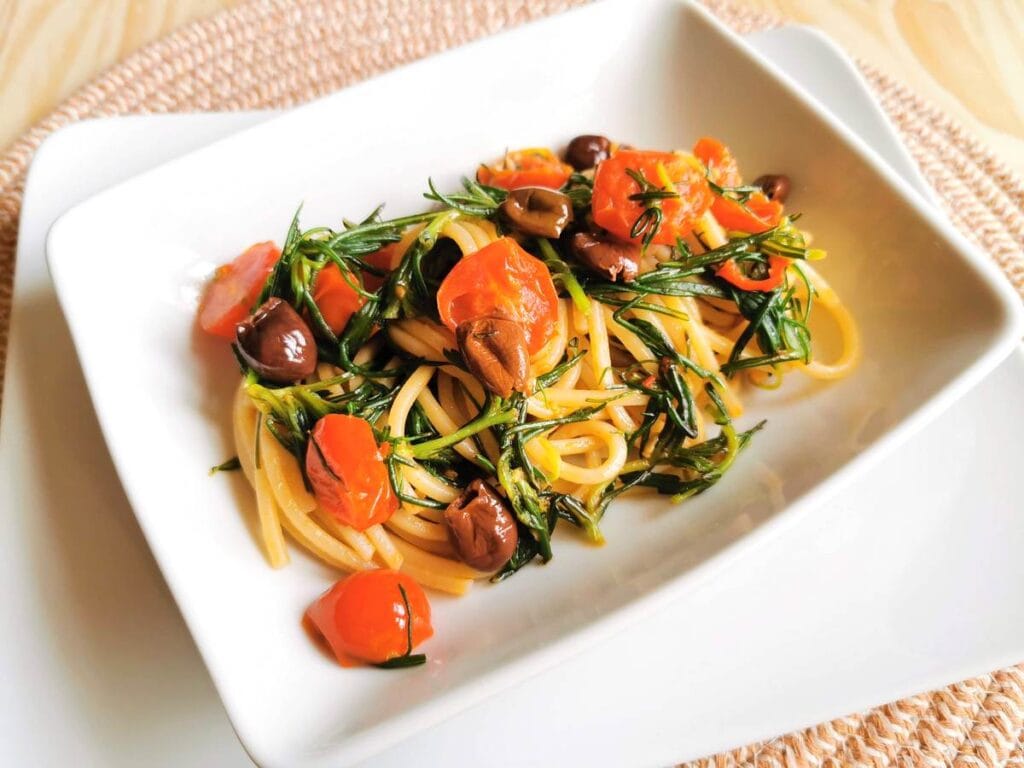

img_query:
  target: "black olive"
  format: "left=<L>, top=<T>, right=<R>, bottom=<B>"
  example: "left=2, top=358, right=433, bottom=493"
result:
left=236, top=298, right=318, bottom=384
left=456, top=316, right=529, bottom=398
left=569, top=231, right=639, bottom=283
left=753, top=174, right=791, bottom=202
left=444, top=479, right=518, bottom=571
left=565, top=134, right=612, bottom=170
left=498, top=187, right=574, bottom=239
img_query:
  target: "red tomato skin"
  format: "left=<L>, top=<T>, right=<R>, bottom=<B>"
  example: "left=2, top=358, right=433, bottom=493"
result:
left=311, top=247, right=399, bottom=334
left=312, top=263, right=365, bottom=335
left=482, top=168, right=571, bottom=190
left=306, top=570, right=433, bottom=667
left=692, top=136, right=785, bottom=234
left=591, top=150, right=712, bottom=245
left=436, top=237, right=559, bottom=354
left=716, top=255, right=790, bottom=292
left=710, top=192, right=783, bottom=234
left=305, top=415, right=398, bottom=531
left=198, top=241, right=280, bottom=340
left=747, top=194, right=784, bottom=225
left=362, top=244, right=398, bottom=292
left=477, top=149, right=572, bottom=191
left=692, top=137, right=742, bottom=188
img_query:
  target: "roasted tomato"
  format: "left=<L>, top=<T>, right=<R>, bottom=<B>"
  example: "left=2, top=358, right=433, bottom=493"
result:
left=591, top=149, right=712, bottom=245
left=362, top=243, right=399, bottom=292
left=710, top=192, right=784, bottom=234
left=716, top=254, right=790, bottom=292
left=305, top=414, right=397, bottom=531
left=693, top=137, right=785, bottom=234
left=692, top=136, right=741, bottom=187
left=477, top=148, right=573, bottom=191
left=311, top=264, right=364, bottom=336
left=198, top=241, right=280, bottom=340
left=311, top=245, right=400, bottom=335
left=306, top=570, right=433, bottom=667
left=436, top=237, right=559, bottom=355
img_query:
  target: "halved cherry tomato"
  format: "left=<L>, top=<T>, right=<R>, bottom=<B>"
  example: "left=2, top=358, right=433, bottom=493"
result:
left=362, top=243, right=398, bottom=292
left=306, top=570, right=433, bottom=667
left=716, top=254, right=790, bottom=292
left=710, top=191, right=783, bottom=234
left=310, top=246, right=398, bottom=335
left=198, top=241, right=280, bottom=340
left=477, top=148, right=573, bottom=191
left=693, top=137, right=785, bottom=234
left=311, top=264, right=364, bottom=336
left=305, top=414, right=397, bottom=531
left=693, top=137, right=742, bottom=188
left=436, top=237, right=558, bottom=354
left=591, top=149, right=712, bottom=245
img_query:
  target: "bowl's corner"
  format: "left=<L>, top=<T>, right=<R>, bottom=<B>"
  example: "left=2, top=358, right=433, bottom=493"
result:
left=997, top=280, right=1024, bottom=353
left=43, top=202, right=75, bottom=278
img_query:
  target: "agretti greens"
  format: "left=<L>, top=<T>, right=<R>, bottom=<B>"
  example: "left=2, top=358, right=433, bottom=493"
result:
left=230, top=164, right=815, bottom=581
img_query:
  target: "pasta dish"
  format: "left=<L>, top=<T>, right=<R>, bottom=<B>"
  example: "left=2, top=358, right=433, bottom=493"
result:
left=198, top=134, right=859, bottom=668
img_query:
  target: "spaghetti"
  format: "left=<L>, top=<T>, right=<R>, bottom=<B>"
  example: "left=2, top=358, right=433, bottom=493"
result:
left=200, top=134, right=858, bottom=666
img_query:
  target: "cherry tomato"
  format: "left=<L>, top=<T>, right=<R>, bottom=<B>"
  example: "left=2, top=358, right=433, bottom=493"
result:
left=311, top=245, right=400, bottom=335
left=306, top=414, right=398, bottom=531
left=716, top=254, right=790, bottom=292
left=436, top=237, right=559, bottom=354
left=198, top=241, right=280, bottom=340
left=306, top=570, right=433, bottom=667
left=362, top=243, right=399, bottom=292
left=710, top=191, right=783, bottom=234
left=591, top=149, right=712, bottom=245
left=476, top=148, right=573, bottom=190
left=311, top=264, right=364, bottom=336
left=692, top=137, right=741, bottom=187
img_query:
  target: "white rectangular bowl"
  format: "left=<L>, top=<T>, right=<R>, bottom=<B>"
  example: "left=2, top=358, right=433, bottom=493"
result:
left=45, top=1, right=1024, bottom=766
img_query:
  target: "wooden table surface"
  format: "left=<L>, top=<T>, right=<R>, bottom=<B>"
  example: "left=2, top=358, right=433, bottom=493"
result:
left=1, top=0, right=1023, bottom=174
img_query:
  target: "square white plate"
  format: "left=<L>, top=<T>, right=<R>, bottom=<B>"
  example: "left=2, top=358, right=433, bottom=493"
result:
left=42, top=2, right=1024, bottom=766
left=8, top=22, right=1024, bottom=768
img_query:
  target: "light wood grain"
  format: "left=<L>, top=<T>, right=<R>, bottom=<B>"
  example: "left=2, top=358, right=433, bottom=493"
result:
left=0, top=0, right=1023, bottom=176
left=0, top=0, right=237, bottom=149
left=737, top=0, right=1024, bottom=174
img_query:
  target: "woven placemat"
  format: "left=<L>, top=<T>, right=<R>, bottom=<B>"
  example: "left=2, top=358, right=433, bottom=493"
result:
left=1, top=1, right=1023, bottom=765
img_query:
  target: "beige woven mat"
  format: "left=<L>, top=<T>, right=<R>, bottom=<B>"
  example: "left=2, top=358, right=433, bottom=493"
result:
left=1, top=0, right=1023, bottom=765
